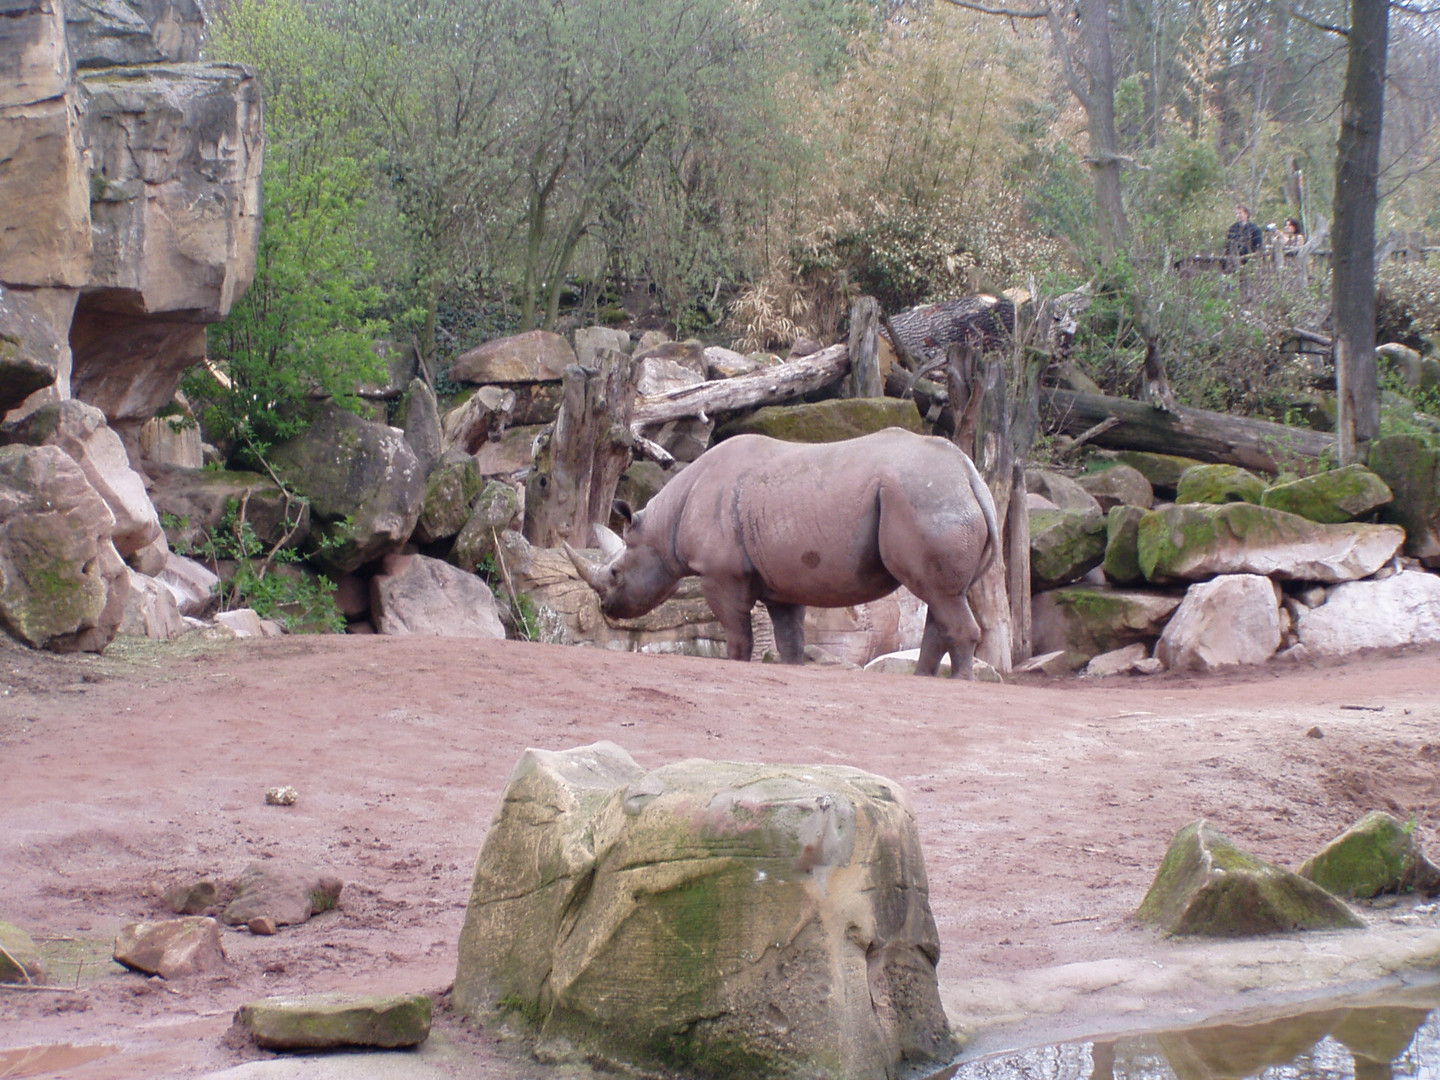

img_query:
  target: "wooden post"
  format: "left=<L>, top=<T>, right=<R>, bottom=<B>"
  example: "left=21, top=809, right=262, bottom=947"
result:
left=847, top=296, right=883, bottom=398
left=522, top=349, right=640, bottom=548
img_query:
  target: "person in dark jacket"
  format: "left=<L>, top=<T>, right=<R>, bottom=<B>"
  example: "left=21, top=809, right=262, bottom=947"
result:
left=1225, top=203, right=1264, bottom=268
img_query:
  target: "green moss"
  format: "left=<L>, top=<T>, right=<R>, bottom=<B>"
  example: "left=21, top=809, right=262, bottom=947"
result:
left=1300, top=812, right=1425, bottom=899
left=1175, top=464, right=1266, bottom=506
left=1260, top=464, right=1393, bottom=524
left=1102, top=505, right=1145, bottom=585
left=714, top=400, right=923, bottom=443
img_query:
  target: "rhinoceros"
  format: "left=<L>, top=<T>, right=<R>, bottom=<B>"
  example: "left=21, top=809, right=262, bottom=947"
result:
left=564, top=428, right=999, bottom=677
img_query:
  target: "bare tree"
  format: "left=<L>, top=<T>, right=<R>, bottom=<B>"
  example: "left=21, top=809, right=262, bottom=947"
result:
left=941, top=0, right=1176, bottom=409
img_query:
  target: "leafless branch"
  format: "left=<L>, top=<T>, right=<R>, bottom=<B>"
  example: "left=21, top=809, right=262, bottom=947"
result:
left=939, top=0, right=1050, bottom=17
left=1286, top=4, right=1349, bottom=35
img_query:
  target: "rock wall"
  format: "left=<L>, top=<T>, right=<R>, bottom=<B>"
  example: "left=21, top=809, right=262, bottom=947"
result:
left=0, top=0, right=261, bottom=436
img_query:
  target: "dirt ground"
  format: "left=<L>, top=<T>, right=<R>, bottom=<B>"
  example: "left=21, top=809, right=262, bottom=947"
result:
left=3, top=631, right=1440, bottom=1079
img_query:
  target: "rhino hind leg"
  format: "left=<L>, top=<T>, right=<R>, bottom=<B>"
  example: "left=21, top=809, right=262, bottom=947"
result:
left=765, top=602, right=806, bottom=665
left=915, top=598, right=980, bottom=679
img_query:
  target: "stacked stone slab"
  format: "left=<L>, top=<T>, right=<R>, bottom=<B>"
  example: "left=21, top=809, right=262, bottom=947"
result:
left=1026, top=456, right=1426, bottom=673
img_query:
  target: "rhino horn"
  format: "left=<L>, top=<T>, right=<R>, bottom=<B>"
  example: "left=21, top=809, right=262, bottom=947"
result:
left=563, top=541, right=606, bottom=592
left=594, top=524, right=626, bottom=561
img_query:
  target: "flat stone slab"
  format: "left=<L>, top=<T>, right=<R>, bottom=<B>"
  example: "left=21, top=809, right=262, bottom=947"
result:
left=1137, top=502, right=1404, bottom=584
left=235, top=992, right=432, bottom=1051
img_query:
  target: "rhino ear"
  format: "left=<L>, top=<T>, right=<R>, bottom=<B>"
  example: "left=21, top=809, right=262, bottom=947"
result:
left=612, top=499, right=635, bottom=526
left=594, top=524, right=626, bottom=560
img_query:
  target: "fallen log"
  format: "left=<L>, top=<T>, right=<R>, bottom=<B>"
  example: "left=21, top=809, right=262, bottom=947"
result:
left=1041, top=388, right=1336, bottom=474
left=630, top=343, right=850, bottom=426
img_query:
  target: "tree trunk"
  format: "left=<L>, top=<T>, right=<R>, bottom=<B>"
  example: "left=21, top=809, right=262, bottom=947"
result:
left=1075, top=0, right=1128, bottom=268
left=847, top=296, right=883, bottom=398
left=1332, top=0, right=1389, bottom=465
left=522, top=350, right=640, bottom=548
left=631, top=343, right=850, bottom=426
left=949, top=345, right=1014, bottom=673
left=1041, top=387, right=1336, bottom=473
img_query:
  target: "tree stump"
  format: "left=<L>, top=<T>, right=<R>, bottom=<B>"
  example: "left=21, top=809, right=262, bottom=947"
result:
left=847, top=296, right=883, bottom=398
left=522, top=350, right=640, bottom=548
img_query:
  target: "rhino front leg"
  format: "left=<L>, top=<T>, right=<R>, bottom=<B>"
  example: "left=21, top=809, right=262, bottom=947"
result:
left=764, top=602, right=806, bottom=665
left=703, top=579, right=759, bottom=661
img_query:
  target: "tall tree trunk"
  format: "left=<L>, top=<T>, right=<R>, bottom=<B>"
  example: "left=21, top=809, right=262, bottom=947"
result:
left=1075, top=0, right=1128, bottom=268
left=1332, top=0, right=1389, bottom=465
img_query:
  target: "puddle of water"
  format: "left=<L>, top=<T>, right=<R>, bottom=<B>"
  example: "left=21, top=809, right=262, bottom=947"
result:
left=0, top=1044, right=116, bottom=1079
left=936, top=993, right=1440, bottom=1080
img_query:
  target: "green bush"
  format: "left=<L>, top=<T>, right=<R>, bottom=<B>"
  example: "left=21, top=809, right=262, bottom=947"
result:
left=1377, top=262, right=1440, bottom=352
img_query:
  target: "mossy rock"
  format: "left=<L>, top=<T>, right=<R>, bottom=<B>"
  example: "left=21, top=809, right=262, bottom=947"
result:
left=0, top=920, right=44, bottom=983
left=1031, top=583, right=1180, bottom=657
left=1368, top=434, right=1440, bottom=559
left=1107, top=450, right=1206, bottom=494
left=235, top=992, right=432, bottom=1050
left=1136, top=502, right=1404, bottom=584
left=1175, top=463, right=1266, bottom=505
left=615, top=460, right=671, bottom=514
left=1259, top=464, right=1392, bottom=524
left=1076, top=463, right=1153, bottom=511
left=449, top=482, right=521, bottom=574
left=1102, top=504, right=1146, bottom=585
left=1029, top=508, right=1106, bottom=590
left=1137, top=820, right=1363, bottom=936
left=414, top=453, right=485, bottom=544
left=1298, top=811, right=1440, bottom=899
left=713, top=399, right=923, bottom=444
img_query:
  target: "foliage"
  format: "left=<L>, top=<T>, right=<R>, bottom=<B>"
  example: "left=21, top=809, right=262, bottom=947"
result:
left=473, top=553, right=542, bottom=642
left=175, top=499, right=347, bottom=634
left=1376, top=262, right=1440, bottom=352
left=191, top=157, right=388, bottom=468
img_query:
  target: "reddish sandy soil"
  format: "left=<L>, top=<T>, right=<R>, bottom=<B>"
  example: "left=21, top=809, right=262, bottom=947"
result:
left=2, top=632, right=1440, bottom=1079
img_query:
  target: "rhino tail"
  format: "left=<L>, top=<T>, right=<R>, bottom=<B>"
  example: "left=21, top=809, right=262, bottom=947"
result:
left=965, top=453, right=1001, bottom=584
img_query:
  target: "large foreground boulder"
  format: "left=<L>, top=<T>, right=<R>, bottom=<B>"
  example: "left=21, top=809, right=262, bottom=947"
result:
left=1137, top=820, right=1362, bottom=936
left=0, top=444, right=128, bottom=651
left=267, top=404, right=424, bottom=575
left=1137, top=502, right=1404, bottom=584
left=455, top=743, right=956, bottom=1079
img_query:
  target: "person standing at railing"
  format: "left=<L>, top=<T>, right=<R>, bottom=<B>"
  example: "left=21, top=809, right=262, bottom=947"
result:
left=1224, top=204, right=1265, bottom=269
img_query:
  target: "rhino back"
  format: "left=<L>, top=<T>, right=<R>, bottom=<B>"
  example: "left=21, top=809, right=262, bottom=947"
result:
left=675, top=430, right=980, bottom=606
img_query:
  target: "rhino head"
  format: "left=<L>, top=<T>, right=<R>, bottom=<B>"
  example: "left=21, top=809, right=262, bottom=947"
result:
left=563, top=502, right=681, bottom=619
